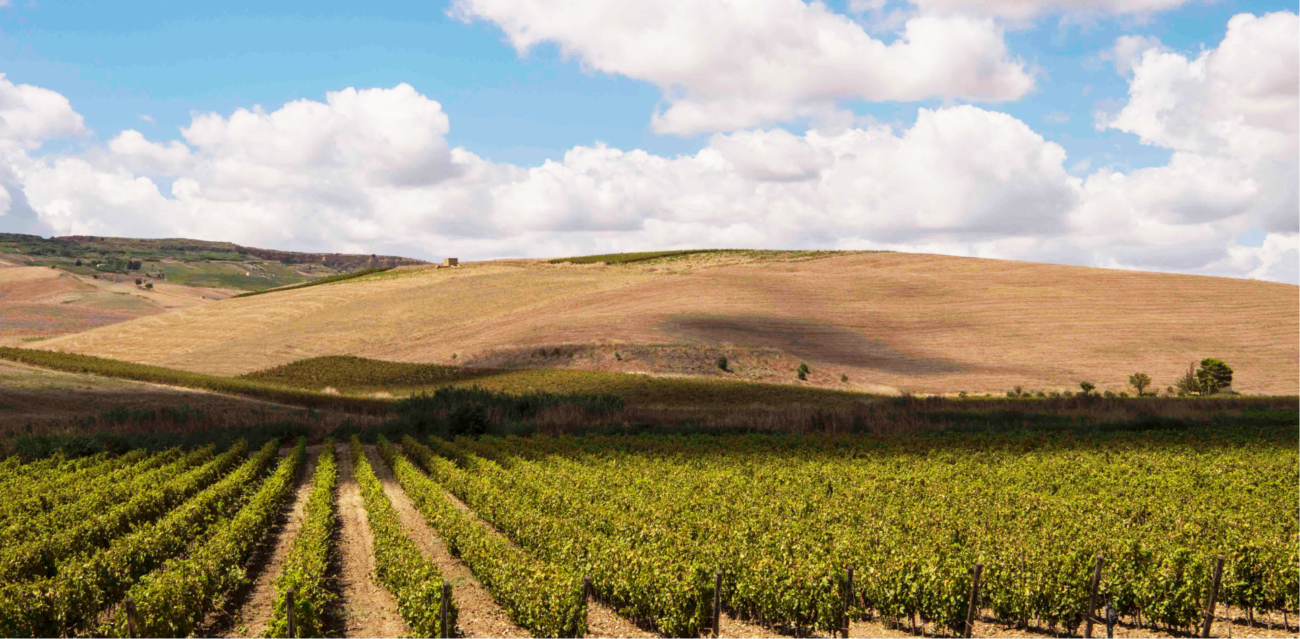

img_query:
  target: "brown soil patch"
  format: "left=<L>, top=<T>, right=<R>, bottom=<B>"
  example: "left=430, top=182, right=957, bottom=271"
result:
left=37, top=253, right=1299, bottom=396
left=336, top=443, right=409, bottom=638
left=363, top=444, right=530, bottom=638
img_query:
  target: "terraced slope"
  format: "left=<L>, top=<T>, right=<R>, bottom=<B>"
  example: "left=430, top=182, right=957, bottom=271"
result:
left=36, top=252, right=1299, bottom=395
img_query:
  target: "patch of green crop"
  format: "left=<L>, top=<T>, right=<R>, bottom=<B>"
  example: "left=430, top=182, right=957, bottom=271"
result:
left=0, top=347, right=388, bottom=414
left=244, top=355, right=874, bottom=408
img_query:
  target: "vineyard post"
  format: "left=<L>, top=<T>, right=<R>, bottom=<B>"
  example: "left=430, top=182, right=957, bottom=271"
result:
left=124, top=595, right=137, bottom=638
left=1085, top=554, right=1104, bottom=638
left=713, top=571, right=722, bottom=638
left=441, top=582, right=453, bottom=639
left=583, top=575, right=591, bottom=603
left=1199, top=556, right=1224, bottom=638
left=964, top=563, right=984, bottom=639
left=286, top=588, right=295, bottom=638
left=842, top=566, right=854, bottom=638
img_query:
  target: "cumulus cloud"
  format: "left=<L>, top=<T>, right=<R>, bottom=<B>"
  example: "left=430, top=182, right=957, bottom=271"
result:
left=908, top=0, right=1187, bottom=20
left=1102, top=12, right=1298, bottom=235
left=0, top=74, right=86, bottom=149
left=451, top=0, right=1033, bottom=134
left=1, top=13, right=1296, bottom=284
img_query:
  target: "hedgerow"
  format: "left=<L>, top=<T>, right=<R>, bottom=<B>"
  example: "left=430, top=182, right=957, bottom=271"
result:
left=0, top=347, right=389, bottom=414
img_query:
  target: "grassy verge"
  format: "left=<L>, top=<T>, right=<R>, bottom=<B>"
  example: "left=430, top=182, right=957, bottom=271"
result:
left=231, top=267, right=393, bottom=298
left=0, top=348, right=388, bottom=414
left=241, top=355, right=874, bottom=408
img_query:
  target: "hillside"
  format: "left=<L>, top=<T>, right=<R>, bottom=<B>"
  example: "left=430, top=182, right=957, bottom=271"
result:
left=34, top=251, right=1299, bottom=396
left=0, top=233, right=426, bottom=291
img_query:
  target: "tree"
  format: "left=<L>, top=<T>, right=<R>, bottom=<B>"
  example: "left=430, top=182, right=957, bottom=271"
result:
left=1129, top=373, right=1152, bottom=396
left=1079, top=381, right=1095, bottom=395
left=1196, top=358, right=1233, bottom=394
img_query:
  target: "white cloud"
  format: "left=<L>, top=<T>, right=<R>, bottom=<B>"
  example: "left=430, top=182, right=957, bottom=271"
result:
left=1, top=13, right=1296, bottom=285
left=0, top=74, right=86, bottom=149
left=1104, top=12, right=1298, bottom=234
left=451, top=0, right=1033, bottom=134
left=108, top=130, right=192, bottom=175
left=918, top=0, right=1186, bottom=20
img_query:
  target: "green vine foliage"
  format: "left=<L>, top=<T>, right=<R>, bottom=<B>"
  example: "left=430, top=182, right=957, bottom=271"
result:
left=0, top=440, right=277, bottom=637
left=351, top=437, right=458, bottom=637
left=265, top=439, right=339, bottom=638
left=382, top=436, right=586, bottom=638
left=421, top=432, right=1295, bottom=636
left=111, top=439, right=305, bottom=637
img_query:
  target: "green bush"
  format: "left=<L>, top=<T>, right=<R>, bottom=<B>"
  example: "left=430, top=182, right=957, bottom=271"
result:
left=841, top=373, right=848, bottom=383
left=1129, top=372, right=1152, bottom=397
left=1079, top=381, right=1095, bottom=396
left=1196, top=358, right=1234, bottom=394
left=716, top=356, right=728, bottom=372
left=798, top=362, right=811, bottom=375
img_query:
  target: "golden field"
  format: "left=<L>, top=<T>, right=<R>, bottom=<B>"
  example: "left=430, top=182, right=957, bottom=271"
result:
left=31, top=251, right=1299, bottom=396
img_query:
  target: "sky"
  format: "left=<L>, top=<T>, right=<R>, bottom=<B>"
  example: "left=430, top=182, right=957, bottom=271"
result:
left=0, top=0, right=1295, bottom=283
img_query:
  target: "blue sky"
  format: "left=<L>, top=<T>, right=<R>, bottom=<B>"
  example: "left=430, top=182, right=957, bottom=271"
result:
left=2, top=0, right=1300, bottom=281
left=3, top=0, right=1283, bottom=167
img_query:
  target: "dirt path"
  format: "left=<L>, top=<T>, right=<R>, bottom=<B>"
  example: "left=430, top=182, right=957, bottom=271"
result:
left=364, top=444, right=531, bottom=638
left=336, top=443, right=408, bottom=638
left=222, top=446, right=321, bottom=637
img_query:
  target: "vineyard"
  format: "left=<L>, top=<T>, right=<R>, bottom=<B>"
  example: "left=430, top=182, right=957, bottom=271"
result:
left=0, top=422, right=1293, bottom=638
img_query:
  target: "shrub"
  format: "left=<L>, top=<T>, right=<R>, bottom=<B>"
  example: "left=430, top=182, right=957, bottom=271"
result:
left=1129, top=372, right=1152, bottom=397
left=1035, top=391, right=1046, bottom=399
left=1079, top=381, right=1095, bottom=396
left=798, top=362, right=811, bottom=375
left=1174, top=363, right=1202, bottom=396
left=1119, top=392, right=1128, bottom=398
left=840, top=373, right=848, bottom=383
left=1103, top=390, right=1115, bottom=398
left=1196, top=358, right=1233, bottom=394
left=716, top=356, right=728, bottom=372
left=797, top=370, right=807, bottom=381
left=958, top=391, right=968, bottom=399
left=1006, top=390, right=1017, bottom=398
left=614, top=352, right=622, bottom=361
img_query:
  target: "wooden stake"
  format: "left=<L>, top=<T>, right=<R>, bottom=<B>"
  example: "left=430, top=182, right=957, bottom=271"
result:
left=843, top=566, right=854, bottom=638
left=713, top=572, right=722, bottom=639
left=1200, top=556, right=1224, bottom=638
left=1085, top=554, right=1104, bottom=638
left=441, top=582, right=453, bottom=639
left=964, top=563, right=984, bottom=639
left=286, top=588, right=295, bottom=638
left=124, top=595, right=138, bottom=639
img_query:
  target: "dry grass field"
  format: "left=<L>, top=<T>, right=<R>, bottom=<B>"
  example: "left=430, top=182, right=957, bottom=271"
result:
left=33, top=251, right=1299, bottom=396
left=0, top=265, right=235, bottom=343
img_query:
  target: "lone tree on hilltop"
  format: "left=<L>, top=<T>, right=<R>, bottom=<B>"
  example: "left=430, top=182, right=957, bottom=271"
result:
left=1196, top=358, right=1234, bottom=394
left=1129, top=373, right=1152, bottom=396
left=1079, top=381, right=1095, bottom=396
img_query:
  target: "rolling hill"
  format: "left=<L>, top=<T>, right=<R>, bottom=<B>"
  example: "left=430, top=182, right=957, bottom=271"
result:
left=0, top=233, right=429, bottom=342
left=33, top=250, right=1299, bottom=396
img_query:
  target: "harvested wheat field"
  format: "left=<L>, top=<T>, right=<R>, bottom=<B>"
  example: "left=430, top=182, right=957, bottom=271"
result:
left=0, top=265, right=235, bottom=342
left=35, top=251, right=1299, bottom=395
